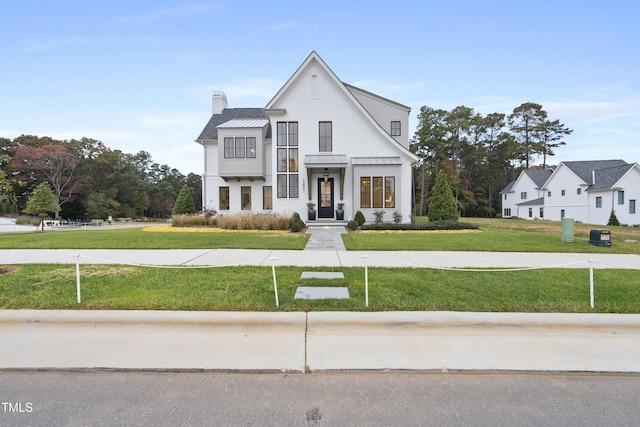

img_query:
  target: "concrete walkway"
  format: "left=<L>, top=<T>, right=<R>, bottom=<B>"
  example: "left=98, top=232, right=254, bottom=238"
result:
left=1, top=310, right=639, bottom=373
left=304, top=223, right=346, bottom=251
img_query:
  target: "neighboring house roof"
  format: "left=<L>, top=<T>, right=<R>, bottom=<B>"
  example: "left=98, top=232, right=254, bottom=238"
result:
left=517, top=197, right=544, bottom=206
left=586, top=164, right=634, bottom=191
left=196, top=108, right=269, bottom=141
left=561, top=160, right=628, bottom=186
left=524, top=169, right=553, bottom=188
left=501, top=179, right=516, bottom=194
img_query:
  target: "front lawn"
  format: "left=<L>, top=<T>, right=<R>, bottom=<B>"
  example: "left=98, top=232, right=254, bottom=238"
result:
left=1, top=264, right=639, bottom=313
left=343, top=218, right=640, bottom=254
left=0, top=227, right=309, bottom=250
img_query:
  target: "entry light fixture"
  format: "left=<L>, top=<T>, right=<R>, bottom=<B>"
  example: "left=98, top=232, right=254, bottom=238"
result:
left=323, top=168, right=329, bottom=182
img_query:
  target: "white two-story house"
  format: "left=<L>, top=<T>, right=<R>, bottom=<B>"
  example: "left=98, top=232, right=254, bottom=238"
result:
left=196, top=51, right=418, bottom=223
left=501, top=160, right=640, bottom=225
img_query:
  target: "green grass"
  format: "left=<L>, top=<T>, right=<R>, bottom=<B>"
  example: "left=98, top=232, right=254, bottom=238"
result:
left=1, top=264, right=639, bottom=313
left=0, top=227, right=309, bottom=250
left=343, top=217, right=640, bottom=254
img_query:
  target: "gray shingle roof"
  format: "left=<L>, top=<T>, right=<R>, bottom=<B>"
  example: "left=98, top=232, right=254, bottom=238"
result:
left=517, top=197, right=544, bottom=206
left=587, top=164, right=634, bottom=191
left=524, top=169, right=553, bottom=187
left=195, top=108, right=270, bottom=141
left=501, top=179, right=516, bottom=194
left=562, top=160, right=628, bottom=185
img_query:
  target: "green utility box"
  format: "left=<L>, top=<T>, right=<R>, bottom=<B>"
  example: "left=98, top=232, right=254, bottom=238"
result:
left=561, top=218, right=574, bottom=242
left=589, top=229, right=612, bottom=247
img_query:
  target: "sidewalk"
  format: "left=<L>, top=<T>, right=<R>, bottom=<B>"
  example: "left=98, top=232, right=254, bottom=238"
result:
left=1, top=248, right=640, bottom=269
left=1, top=310, right=639, bottom=373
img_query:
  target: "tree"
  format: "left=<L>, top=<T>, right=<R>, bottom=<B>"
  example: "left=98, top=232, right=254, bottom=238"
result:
left=0, top=154, right=13, bottom=203
left=12, top=144, right=80, bottom=218
left=24, top=183, right=58, bottom=231
left=428, top=170, right=459, bottom=222
left=172, top=184, right=197, bottom=215
left=508, top=102, right=547, bottom=169
left=539, top=119, right=573, bottom=168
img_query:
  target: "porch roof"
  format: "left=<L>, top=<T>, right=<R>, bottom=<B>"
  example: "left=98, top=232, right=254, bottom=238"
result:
left=304, top=154, right=348, bottom=167
left=351, top=156, right=402, bottom=165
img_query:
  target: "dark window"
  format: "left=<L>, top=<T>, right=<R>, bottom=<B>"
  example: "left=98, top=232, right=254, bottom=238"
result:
left=391, top=121, right=401, bottom=136
left=630, top=200, right=636, bottom=214
left=289, top=175, right=299, bottom=198
left=263, top=186, right=272, bottom=210
left=241, top=186, right=251, bottom=210
left=246, top=137, right=256, bottom=158
left=319, top=121, right=332, bottom=152
left=277, top=174, right=287, bottom=198
left=596, top=196, right=602, bottom=208
left=235, top=137, right=245, bottom=159
left=219, top=187, right=229, bottom=210
left=277, top=148, right=287, bottom=172
left=577, top=188, right=582, bottom=195
left=277, top=122, right=287, bottom=146
left=288, top=122, right=298, bottom=146
left=223, top=138, right=234, bottom=158
left=619, top=191, right=625, bottom=205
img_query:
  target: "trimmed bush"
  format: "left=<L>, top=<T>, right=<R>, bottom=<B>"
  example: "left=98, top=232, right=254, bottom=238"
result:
left=172, top=184, right=197, bottom=215
left=428, top=169, right=459, bottom=222
left=608, top=211, right=620, bottom=226
left=360, top=221, right=479, bottom=231
left=354, top=210, right=365, bottom=226
left=392, top=211, right=402, bottom=224
left=291, top=212, right=305, bottom=232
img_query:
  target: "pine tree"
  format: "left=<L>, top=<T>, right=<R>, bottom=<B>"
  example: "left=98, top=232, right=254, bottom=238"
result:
left=428, top=169, right=459, bottom=222
left=172, top=184, right=197, bottom=215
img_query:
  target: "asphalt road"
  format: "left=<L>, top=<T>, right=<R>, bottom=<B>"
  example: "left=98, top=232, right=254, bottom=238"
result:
left=1, top=371, right=639, bottom=426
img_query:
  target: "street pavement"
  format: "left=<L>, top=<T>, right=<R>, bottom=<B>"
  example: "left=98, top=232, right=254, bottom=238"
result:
left=1, top=220, right=640, bottom=373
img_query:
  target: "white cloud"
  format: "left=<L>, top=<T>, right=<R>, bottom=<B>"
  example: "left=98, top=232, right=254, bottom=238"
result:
left=115, top=2, right=219, bottom=24
left=23, top=37, right=105, bottom=52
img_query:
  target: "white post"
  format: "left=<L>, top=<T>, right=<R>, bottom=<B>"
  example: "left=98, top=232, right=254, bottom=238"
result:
left=270, top=257, right=279, bottom=307
left=75, top=254, right=81, bottom=304
left=361, top=255, right=370, bottom=307
left=588, top=259, right=595, bottom=309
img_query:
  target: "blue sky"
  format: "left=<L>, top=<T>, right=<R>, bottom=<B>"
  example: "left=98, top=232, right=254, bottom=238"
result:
left=1, top=1, right=639, bottom=175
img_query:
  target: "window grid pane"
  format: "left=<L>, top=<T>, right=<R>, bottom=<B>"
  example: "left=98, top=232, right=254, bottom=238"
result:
left=289, top=148, right=298, bottom=172
left=246, top=137, right=256, bottom=158
left=277, top=148, right=287, bottom=172
left=372, top=177, right=383, bottom=208
left=241, top=186, right=251, bottom=210
left=235, top=137, right=245, bottom=158
left=619, top=191, right=625, bottom=205
left=319, top=121, right=332, bottom=152
left=263, top=186, right=272, bottom=210
left=384, top=176, right=395, bottom=208
left=391, top=121, right=401, bottom=136
left=289, top=174, right=299, bottom=198
left=630, top=200, right=636, bottom=214
left=219, top=187, right=229, bottom=210
left=360, top=177, right=371, bottom=208
left=277, top=175, right=287, bottom=198
left=224, top=138, right=234, bottom=158
left=277, top=122, right=287, bottom=146
left=288, top=122, right=298, bottom=146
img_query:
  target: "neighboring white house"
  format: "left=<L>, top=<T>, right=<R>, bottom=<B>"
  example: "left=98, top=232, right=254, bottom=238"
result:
left=196, top=51, right=418, bottom=223
left=501, top=160, right=640, bottom=225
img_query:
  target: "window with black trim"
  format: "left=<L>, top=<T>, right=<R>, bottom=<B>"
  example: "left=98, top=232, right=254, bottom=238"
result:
left=241, top=186, right=251, bottom=210
left=391, top=121, right=401, bottom=136
left=360, top=176, right=395, bottom=209
left=276, top=122, right=299, bottom=198
left=263, top=186, right=272, bottom=210
left=224, top=138, right=234, bottom=158
left=319, top=121, right=332, bottom=152
left=246, top=137, right=256, bottom=158
left=235, top=137, right=245, bottom=159
left=219, top=187, right=229, bottom=210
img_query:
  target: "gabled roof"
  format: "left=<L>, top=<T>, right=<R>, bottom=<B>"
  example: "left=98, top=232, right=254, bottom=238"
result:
left=562, top=160, right=628, bottom=184
left=501, top=179, right=516, bottom=194
left=588, top=163, right=635, bottom=191
left=265, top=51, right=418, bottom=163
left=196, top=108, right=270, bottom=142
left=524, top=169, right=553, bottom=188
